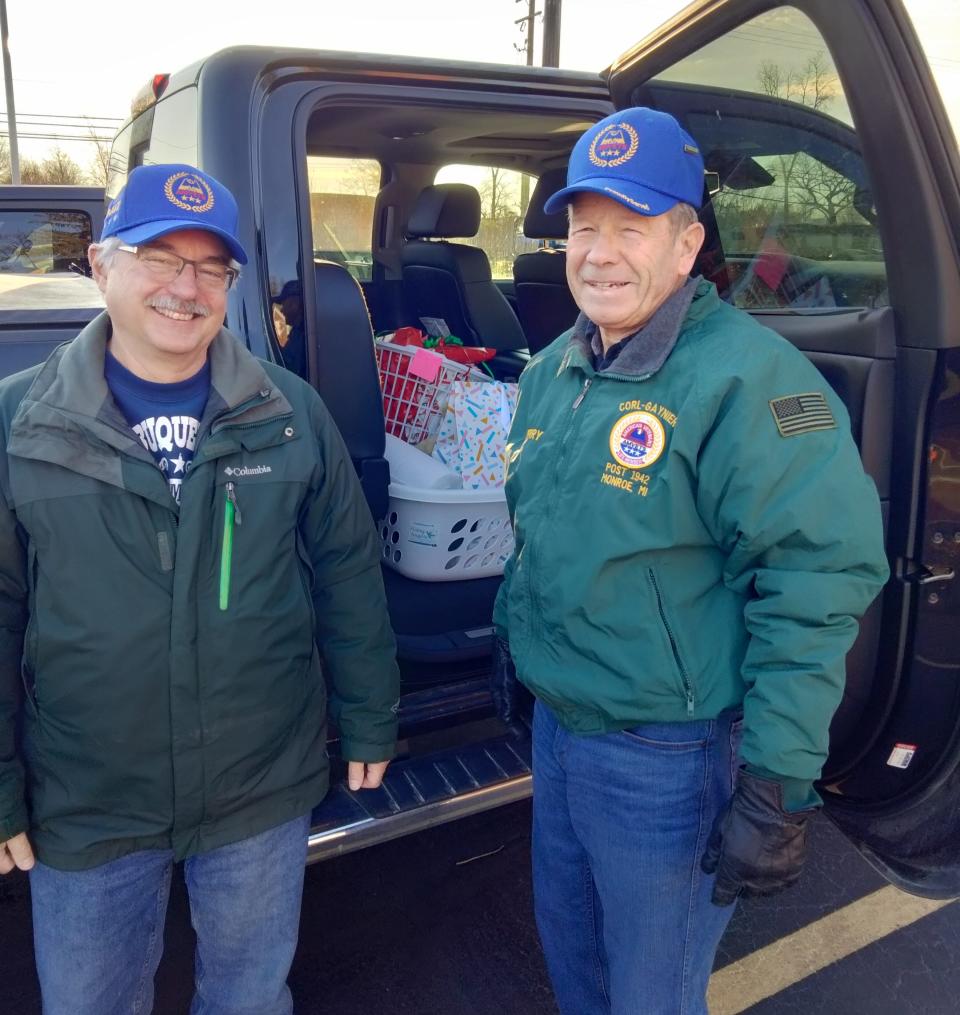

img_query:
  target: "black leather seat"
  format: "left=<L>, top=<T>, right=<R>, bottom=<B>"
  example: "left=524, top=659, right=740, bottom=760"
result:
left=310, top=260, right=389, bottom=520
left=513, top=168, right=580, bottom=355
left=401, top=183, right=527, bottom=352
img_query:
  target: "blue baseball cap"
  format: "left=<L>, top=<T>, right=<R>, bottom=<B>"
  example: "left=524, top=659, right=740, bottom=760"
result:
left=100, top=164, right=248, bottom=264
left=544, top=107, right=704, bottom=217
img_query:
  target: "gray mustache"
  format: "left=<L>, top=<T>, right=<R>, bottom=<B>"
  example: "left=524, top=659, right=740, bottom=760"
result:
left=145, top=295, right=211, bottom=317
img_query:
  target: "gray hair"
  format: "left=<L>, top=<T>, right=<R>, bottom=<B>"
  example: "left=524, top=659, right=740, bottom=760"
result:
left=89, top=235, right=241, bottom=276
left=89, top=236, right=123, bottom=271
left=668, top=202, right=699, bottom=234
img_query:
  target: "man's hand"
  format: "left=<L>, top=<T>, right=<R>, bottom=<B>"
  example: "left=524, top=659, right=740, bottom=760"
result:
left=347, top=760, right=389, bottom=792
left=0, top=832, right=35, bottom=875
left=491, top=637, right=534, bottom=731
left=701, top=770, right=816, bottom=906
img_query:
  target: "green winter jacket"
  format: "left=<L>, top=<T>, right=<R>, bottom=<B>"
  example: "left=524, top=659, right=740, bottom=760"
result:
left=0, top=314, right=400, bottom=870
left=493, top=280, right=888, bottom=805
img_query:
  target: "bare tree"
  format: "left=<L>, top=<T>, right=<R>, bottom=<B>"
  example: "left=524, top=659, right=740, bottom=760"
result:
left=791, top=158, right=856, bottom=226
left=338, top=159, right=381, bottom=198
left=756, top=53, right=842, bottom=223
left=758, top=53, right=834, bottom=112
left=479, top=167, right=519, bottom=221
left=31, top=148, right=86, bottom=185
left=477, top=168, right=522, bottom=277
left=85, top=120, right=112, bottom=187
left=19, top=157, right=47, bottom=185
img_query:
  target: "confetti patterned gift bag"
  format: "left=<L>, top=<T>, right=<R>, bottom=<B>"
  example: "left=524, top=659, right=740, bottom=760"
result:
left=431, top=378, right=518, bottom=489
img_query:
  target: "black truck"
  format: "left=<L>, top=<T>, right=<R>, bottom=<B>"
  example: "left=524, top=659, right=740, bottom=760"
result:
left=9, top=0, right=960, bottom=898
left=0, top=185, right=105, bottom=375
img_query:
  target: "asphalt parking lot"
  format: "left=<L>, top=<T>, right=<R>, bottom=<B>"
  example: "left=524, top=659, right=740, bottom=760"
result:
left=1, top=801, right=959, bottom=1014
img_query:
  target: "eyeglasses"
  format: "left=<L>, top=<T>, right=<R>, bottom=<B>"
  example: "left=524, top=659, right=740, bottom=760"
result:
left=118, top=243, right=239, bottom=292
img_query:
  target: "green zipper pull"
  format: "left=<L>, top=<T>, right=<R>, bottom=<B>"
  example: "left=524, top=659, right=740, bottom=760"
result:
left=219, top=482, right=241, bottom=610
left=226, top=481, right=243, bottom=526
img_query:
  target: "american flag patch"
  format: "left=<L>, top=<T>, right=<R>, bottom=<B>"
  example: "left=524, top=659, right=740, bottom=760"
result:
left=768, top=392, right=836, bottom=437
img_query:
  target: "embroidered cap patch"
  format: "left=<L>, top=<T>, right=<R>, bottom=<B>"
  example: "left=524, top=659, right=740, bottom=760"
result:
left=164, top=171, right=215, bottom=214
left=769, top=392, right=836, bottom=438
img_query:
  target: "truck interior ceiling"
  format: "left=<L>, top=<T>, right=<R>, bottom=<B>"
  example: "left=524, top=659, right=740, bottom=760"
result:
left=302, top=100, right=595, bottom=348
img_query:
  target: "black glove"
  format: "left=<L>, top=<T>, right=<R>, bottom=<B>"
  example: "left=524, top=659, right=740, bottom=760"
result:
left=490, top=636, right=534, bottom=731
left=700, top=770, right=817, bottom=907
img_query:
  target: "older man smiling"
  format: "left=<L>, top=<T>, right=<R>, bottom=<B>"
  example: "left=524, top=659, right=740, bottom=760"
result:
left=492, top=108, right=889, bottom=1015
left=0, top=164, right=400, bottom=1015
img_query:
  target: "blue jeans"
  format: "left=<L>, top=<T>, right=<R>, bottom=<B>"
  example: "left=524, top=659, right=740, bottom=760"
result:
left=29, top=814, right=311, bottom=1015
left=532, top=702, right=742, bottom=1015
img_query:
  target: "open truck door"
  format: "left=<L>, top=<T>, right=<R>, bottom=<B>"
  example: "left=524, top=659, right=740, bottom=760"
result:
left=606, top=0, right=960, bottom=897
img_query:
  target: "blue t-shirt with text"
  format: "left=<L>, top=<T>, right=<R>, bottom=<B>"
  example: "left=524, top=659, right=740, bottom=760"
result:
left=105, top=350, right=211, bottom=503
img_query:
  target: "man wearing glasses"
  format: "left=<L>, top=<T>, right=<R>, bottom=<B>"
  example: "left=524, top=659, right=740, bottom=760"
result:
left=0, top=164, right=400, bottom=1015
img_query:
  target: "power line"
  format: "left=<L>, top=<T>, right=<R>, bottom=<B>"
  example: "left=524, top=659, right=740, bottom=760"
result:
left=0, top=120, right=119, bottom=130
left=734, top=24, right=829, bottom=45
left=0, top=131, right=113, bottom=143
left=0, top=111, right=123, bottom=122
left=728, top=28, right=829, bottom=56
left=0, top=120, right=117, bottom=131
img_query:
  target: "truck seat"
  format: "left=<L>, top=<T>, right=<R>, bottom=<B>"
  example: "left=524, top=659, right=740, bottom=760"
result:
left=311, top=260, right=390, bottom=521
left=513, top=168, right=580, bottom=355
left=401, top=184, right=527, bottom=353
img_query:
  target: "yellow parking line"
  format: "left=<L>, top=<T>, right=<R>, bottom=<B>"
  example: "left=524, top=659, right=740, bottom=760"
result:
left=707, top=885, right=956, bottom=1014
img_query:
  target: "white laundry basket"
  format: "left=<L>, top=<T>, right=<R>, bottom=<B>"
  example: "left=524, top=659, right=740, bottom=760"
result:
left=378, top=483, right=514, bottom=581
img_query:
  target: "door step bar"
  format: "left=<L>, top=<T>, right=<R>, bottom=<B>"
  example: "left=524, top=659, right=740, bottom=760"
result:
left=307, top=733, right=532, bottom=863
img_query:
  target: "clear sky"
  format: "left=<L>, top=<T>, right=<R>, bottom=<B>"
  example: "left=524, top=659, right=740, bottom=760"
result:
left=1, top=0, right=957, bottom=175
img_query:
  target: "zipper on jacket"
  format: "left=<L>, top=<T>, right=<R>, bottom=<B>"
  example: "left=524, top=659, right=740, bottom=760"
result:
left=527, top=376, right=593, bottom=644
left=647, top=568, right=695, bottom=716
left=219, top=482, right=242, bottom=610
left=191, top=383, right=291, bottom=470
left=572, top=377, right=592, bottom=410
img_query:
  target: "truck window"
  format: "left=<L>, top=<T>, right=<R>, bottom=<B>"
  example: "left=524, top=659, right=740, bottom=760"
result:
left=307, top=156, right=380, bottom=282
left=137, top=88, right=199, bottom=170
left=0, top=210, right=92, bottom=275
left=653, top=6, right=888, bottom=310
left=433, top=164, right=537, bottom=279
left=106, top=121, right=132, bottom=199
left=106, top=87, right=199, bottom=199
left=0, top=210, right=103, bottom=313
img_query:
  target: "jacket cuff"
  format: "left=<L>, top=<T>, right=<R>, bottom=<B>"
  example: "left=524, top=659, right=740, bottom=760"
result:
left=0, top=801, right=28, bottom=843
left=744, top=766, right=822, bottom=811
left=340, top=740, right=396, bottom=764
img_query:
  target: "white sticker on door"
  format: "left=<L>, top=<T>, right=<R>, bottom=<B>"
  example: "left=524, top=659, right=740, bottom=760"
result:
left=886, top=743, right=917, bottom=769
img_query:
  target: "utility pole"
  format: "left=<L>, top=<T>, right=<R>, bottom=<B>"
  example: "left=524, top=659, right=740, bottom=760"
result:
left=515, top=0, right=540, bottom=214
left=514, top=0, right=538, bottom=67
left=513, top=2, right=562, bottom=212
left=0, top=0, right=19, bottom=184
left=542, top=0, right=562, bottom=67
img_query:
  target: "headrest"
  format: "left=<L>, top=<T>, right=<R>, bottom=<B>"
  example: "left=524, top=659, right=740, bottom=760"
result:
left=523, top=168, right=569, bottom=240
left=406, top=184, right=481, bottom=239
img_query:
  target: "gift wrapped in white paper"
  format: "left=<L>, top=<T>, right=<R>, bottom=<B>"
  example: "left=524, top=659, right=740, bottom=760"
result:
left=431, top=378, right=518, bottom=490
